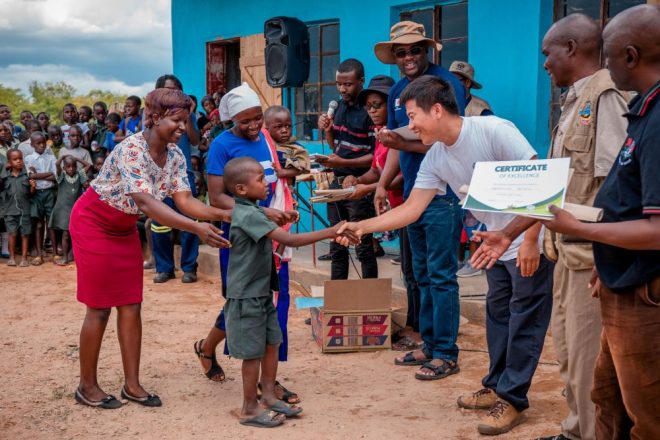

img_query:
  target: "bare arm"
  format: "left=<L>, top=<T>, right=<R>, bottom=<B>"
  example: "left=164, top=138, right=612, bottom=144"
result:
left=207, top=174, right=236, bottom=209
left=276, top=168, right=301, bottom=179
left=171, top=190, right=231, bottom=222
left=374, top=149, right=401, bottom=214
left=268, top=221, right=342, bottom=247
left=337, top=188, right=437, bottom=245
left=29, top=170, right=55, bottom=181
left=388, top=174, right=404, bottom=191
left=55, top=156, right=65, bottom=175
left=131, top=192, right=229, bottom=248
left=543, top=206, right=660, bottom=250
left=318, top=114, right=335, bottom=149
left=75, top=157, right=92, bottom=174
left=320, top=154, right=374, bottom=170
left=378, top=129, right=431, bottom=154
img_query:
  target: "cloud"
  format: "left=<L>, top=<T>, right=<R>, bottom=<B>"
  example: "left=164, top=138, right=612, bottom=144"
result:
left=0, top=0, right=172, bottom=95
left=0, top=64, right=154, bottom=97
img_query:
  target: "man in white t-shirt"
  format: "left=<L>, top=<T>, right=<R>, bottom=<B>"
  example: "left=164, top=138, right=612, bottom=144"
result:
left=337, top=75, right=553, bottom=436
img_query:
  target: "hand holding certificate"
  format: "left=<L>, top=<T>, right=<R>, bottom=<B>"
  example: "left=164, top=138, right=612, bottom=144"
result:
left=463, top=158, right=571, bottom=219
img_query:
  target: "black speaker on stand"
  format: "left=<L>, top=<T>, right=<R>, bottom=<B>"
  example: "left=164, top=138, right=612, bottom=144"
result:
left=264, top=16, right=310, bottom=88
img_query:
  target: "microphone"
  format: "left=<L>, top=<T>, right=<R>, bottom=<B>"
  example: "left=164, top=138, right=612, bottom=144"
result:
left=327, top=100, right=338, bottom=118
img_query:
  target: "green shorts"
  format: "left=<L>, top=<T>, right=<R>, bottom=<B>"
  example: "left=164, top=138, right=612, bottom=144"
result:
left=31, top=188, right=56, bottom=219
left=4, top=214, right=32, bottom=235
left=224, top=296, right=282, bottom=360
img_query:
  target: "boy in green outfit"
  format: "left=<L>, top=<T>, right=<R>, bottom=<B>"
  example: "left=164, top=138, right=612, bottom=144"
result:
left=222, top=156, right=344, bottom=428
left=1, top=149, right=36, bottom=266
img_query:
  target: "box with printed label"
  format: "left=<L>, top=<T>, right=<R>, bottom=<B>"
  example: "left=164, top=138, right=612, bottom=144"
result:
left=309, top=278, right=392, bottom=353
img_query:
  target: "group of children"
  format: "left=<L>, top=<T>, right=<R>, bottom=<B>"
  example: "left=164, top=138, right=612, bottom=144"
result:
left=0, top=98, right=144, bottom=266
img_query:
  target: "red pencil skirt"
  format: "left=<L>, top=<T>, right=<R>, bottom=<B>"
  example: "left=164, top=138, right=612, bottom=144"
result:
left=69, top=188, right=143, bottom=308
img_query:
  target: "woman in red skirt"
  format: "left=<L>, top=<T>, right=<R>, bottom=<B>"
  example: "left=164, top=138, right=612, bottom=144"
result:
left=70, top=88, right=231, bottom=409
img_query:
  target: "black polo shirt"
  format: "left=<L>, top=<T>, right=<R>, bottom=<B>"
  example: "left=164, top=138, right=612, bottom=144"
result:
left=593, top=80, right=660, bottom=291
left=331, top=99, right=374, bottom=177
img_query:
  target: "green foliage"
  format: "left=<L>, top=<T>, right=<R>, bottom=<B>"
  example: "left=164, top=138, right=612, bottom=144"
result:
left=0, top=84, right=29, bottom=113
left=0, top=81, right=129, bottom=126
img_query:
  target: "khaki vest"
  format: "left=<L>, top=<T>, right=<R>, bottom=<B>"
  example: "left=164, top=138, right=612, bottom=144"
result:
left=548, top=69, right=625, bottom=270
left=465, top=95, right=492, bottom=117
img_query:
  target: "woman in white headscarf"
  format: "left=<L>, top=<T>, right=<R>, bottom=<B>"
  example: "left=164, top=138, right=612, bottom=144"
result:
left=194, top=83, right=301, bottom=405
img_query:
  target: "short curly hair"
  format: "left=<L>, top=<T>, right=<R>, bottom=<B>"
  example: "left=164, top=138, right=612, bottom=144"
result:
left=143, top=88, right=192, bottom=129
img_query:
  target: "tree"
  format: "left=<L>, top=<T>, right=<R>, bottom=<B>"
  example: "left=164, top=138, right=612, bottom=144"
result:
left=0, top=85, right=29, bottom=113
left=0, top=81, right=133, bottom=125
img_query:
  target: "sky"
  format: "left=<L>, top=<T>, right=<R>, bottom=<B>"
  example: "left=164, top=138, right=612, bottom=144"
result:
left=0, top=0, right=172, bottom=97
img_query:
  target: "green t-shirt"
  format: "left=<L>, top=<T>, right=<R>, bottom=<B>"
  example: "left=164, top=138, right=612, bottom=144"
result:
left=226, top=198, right=279, bottom=299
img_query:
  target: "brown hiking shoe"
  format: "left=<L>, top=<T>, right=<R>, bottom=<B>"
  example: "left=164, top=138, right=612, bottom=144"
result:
left=477, top=399, right=525, bottom=436
left=457, top=388, right=497, bottom=410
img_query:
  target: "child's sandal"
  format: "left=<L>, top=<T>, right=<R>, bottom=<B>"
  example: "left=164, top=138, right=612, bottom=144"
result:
left=7, top=258, right=16, bottom=267
left=53, top=256, right=68, bottom=266
left=19, top=259, right=30, bottom=267
left=31, top=256, right=43, bottom=266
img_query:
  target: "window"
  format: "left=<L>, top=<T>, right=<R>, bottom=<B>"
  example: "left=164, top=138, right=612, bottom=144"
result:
left=549, top=0, right=645, bottom=130
left=293, top=22, right=339, bottom=141
left=400, top=1, right=468, bottom=69
left=555, top=0, right=646, bottom=23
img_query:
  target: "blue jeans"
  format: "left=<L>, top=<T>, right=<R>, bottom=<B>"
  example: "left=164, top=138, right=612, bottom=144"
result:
left=482, top=256, right=553, bottom=411
left=407, top=196, right=462, bottom=361
left=151, top=172, right=199, bottom=274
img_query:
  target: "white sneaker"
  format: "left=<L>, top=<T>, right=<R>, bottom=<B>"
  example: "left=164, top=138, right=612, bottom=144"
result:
left=457, top=262, right=483, bottom=278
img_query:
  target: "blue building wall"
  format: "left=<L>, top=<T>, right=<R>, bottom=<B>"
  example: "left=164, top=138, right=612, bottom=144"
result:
left=172, top=0, right=555, bottom=237
left=172, top=0, right=554, bottom=154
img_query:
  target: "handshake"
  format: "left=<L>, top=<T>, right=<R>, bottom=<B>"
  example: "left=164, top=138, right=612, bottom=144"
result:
left=328, top=221, right=365, bottom=246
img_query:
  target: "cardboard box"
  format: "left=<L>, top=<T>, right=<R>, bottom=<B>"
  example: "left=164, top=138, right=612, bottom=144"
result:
left=309, top=278, right=392, bottom=353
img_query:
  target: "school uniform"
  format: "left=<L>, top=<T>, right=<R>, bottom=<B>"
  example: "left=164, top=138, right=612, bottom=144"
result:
left=224, top=198, right=282, bottom=359
left=207, top=129, right=292, bottom=361
left=25, top=151, right=57, bottom=220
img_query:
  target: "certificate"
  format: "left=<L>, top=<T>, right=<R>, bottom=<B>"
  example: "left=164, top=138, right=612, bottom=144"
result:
left=463, top=158, right=571, bottom=219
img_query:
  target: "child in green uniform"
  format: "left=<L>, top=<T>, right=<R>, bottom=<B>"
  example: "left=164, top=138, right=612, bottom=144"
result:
left=222, top=156, right=344, bottom=428
left=50, top=155, right=91, bottom=265
left=1, top=149, right=36, bottom=266
left=47, top=126, right=64, bottom=158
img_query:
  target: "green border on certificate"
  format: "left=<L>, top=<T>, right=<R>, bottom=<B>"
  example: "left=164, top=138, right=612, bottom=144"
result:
left=463, top=158, right=571, bottom=219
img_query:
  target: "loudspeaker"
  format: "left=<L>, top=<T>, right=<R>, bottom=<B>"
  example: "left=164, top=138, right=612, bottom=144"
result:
left=264, top=16, right=310, bottom=88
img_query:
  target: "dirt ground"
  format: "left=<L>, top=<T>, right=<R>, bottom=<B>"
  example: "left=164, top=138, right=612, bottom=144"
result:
left=1, top=262, right=566, bottom=440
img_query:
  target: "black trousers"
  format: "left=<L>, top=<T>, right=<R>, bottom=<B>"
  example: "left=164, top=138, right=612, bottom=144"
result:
left=327, top=181, right=378, bottom=280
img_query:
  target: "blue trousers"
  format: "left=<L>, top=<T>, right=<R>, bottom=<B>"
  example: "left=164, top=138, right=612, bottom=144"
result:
left=151, top=173, right=199, bottom=274
left=214, top=223, right=290, bottom=362
left=482, top=255, right=553, bottom=411
left=407, top=196, right=463, bottom=361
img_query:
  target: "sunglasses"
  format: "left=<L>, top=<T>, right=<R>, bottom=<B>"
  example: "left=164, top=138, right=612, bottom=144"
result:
left=366, top=102, right=385, bottom=111
left=393, top=46, right=425, bottom=59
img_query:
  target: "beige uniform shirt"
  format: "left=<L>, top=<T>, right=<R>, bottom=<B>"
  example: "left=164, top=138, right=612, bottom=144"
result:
left=551, top=76, right=628, bottom=177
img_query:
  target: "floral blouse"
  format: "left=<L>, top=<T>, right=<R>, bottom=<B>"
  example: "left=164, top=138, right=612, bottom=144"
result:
left=91, top=132, right=191, bottom=214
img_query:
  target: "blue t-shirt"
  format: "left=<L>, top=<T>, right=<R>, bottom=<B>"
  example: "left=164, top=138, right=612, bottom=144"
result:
left=103, top=131, right=117, bottom=152
left=387, top=63, right=467, bottom=198
left=207, top=130, right=277, bottom=207
left=119, top=115, right=142, bottom=136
